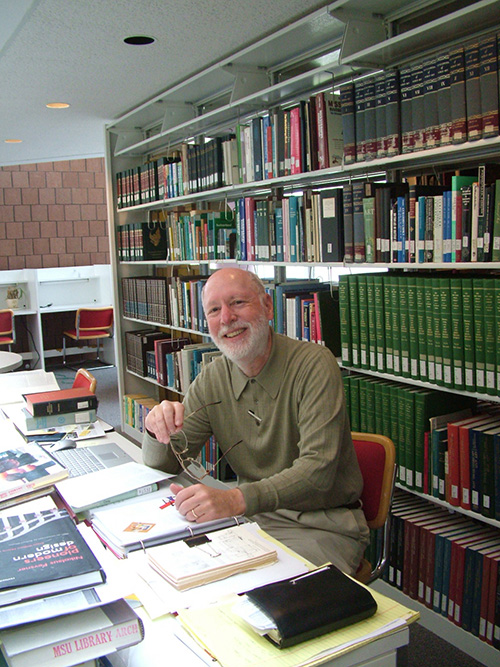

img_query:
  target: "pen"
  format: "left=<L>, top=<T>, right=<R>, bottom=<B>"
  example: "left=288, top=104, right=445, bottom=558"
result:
left=290, top=564, right=330, bottom=584
left=248, top=409, right=262, bottom=424
left=160, top=497, right=175, bottom=509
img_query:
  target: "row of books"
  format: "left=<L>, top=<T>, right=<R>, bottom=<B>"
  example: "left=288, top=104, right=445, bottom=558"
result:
left=346, top=168, right=500, bottom=265
left=341, top=32, right=500, bottom=164
left=122, top=273, right=209, bottom=333
left=339, top=272, right=500, bottom=396
left=343, top=373, right=476, bottom=494
left=115, top=89, right=343, bottom=208
left=121, top=275, right=341, bottom=354
left=123, top=392, right=158, bottom=434
left=384, top=491, right=500, bottom=649
left=117, top=168, right=500, bottom=268
left=117, top=212, right=237, bottom=263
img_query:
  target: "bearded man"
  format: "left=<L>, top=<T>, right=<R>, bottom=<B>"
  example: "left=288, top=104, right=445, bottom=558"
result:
left=142, top=268, right=368, bottom=574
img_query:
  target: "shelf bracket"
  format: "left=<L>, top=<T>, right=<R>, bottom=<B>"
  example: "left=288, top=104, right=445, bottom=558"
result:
left=112, top=129, right=145, bottom=155
left=161, top=103, right=196, bottom=133
left=328, top=7, right=386, bottom=64
left=222, top=64, right=269, bottom=104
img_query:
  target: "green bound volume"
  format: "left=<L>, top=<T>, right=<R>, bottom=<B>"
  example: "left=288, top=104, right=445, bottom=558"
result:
left=449, top=277, right=465, bottom=390
left=438, top=277, right=453, bottom=389
left=424, top=278, right=436, bottom=383
left=462, top=277, right=476, bottom=392
left=382, top=274, right=393, bottom=373
left=373, top=274, right=386, bottom=372
left=379, top=380, right=392, bottom=438
left=348, top=276, right=361, bottom=368
left=357, top=274, right=369, bottom=370
left=415, top=276, right=428, bottom=380
left=390, top=274, right=401, bottom=375
left=338, top=274, right=352, bottom=366
left=402, top=386, right=418, bottom=489
left=406, top=275, right=419, bottom=379
left=472, top=278, right=486, bottom=393
left=399, top=274, right=410, bottom=378
left=431, top=277, right=443, bottom=386
left=389, top=383, right=405, bottom=484
left=348, top=375, right=361, bottom=431
left=482, top=277, right=496, bottom=396
left=366, top=274, right=377, bottom=370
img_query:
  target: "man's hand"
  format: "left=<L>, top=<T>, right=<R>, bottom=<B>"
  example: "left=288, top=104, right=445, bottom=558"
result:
left=144, top=400, right=185, bottom=444
left=171, top=482, right=246, bottom=523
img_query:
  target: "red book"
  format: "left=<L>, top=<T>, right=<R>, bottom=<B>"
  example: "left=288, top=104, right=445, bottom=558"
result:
left=23, top=388, right=98, bottom=417
left=289, top=106, right=303, bottom=175
left=486, top=553, right=500, bottom=645
left=418, top=516, right=466, bottom=607
left=424, top=518, right=470, bottom=610
left=244, top=197, right=256, bottom=261
left=447, top=414, right=495, bottom=506
left=475, top=545, right=500, bottom=639
left=403, top=510, right=446, bottom=599
left=315, top=92, right=329, bottom=170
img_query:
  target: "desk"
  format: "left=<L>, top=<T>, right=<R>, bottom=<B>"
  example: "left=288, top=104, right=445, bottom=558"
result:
left=0, top=350, right=23, bottom=373
left=0, top=371, right=414, bottom=667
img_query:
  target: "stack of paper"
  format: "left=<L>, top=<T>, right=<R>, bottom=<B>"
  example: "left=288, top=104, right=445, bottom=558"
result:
left=147, top=523, right=278, bottom=590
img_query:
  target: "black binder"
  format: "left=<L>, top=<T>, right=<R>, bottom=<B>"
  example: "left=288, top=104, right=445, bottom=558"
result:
left=244, top=564, right=377, bottom=648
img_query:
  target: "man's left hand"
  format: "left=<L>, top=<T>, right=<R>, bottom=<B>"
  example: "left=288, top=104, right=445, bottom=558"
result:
left=170, top=482, right=246, bottom=523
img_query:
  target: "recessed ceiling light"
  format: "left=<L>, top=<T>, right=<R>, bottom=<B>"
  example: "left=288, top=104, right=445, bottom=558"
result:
left=124, top=35, right=155, bottom=45
left=46, top=102, right=70, bottom=109
left=4, top=139, right=22, bottom=143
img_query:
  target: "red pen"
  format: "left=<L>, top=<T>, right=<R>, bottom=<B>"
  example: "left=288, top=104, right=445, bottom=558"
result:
left=160, top=498, right=175, bottom=509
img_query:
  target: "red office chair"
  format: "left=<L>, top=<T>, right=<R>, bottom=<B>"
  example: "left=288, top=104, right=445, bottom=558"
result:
left=0, top=310, right=15, bottom=351
left=72, top=368, right=97, bottom=393
left=62, top=307, right=113, bottom=367
left=352, top=432, right=397, bottom=585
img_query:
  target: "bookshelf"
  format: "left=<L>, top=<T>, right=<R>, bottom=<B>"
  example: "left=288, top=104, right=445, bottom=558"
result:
left=104, top=2, right=500, bottom=661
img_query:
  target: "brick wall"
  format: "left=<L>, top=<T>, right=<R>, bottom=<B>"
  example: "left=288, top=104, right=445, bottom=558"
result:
left=0, top=158, right=110, bottom=271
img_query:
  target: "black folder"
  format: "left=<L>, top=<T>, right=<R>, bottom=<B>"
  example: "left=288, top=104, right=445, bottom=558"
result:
left=244, top=564, right=377, bottom=648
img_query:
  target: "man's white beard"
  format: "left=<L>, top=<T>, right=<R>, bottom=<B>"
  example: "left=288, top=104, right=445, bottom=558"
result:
left=212, top=312, right=270, bottom=365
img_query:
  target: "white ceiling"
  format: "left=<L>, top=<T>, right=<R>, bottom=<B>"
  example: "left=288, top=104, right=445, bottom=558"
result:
left=0, top=0, right=334, bottom=167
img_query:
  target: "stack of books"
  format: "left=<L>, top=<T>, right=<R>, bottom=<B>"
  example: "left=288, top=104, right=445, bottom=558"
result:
left=21, top=388, right=99, bottom=431
left=0, top=504, right=145, bottom=666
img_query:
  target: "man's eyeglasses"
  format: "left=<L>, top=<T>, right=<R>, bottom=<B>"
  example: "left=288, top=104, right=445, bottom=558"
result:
left=170, top=401, right=242, bottom=481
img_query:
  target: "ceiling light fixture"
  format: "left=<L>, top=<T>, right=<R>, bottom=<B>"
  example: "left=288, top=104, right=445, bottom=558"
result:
left=46, top=102, right=70, bottom=109
left=124, top=35, right=155, bottom=45
left=4, top=139, right=22, bottom=143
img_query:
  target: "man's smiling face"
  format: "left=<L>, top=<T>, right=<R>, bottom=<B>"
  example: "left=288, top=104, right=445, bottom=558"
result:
left=203, top=269, right=273, bottom=375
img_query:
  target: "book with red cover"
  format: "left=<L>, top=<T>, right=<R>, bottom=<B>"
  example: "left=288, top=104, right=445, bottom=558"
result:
left=417, top=515, right=467, bottom=607
left=486, top=552, right=500, bottom=645
left=478, top=548, right=500, bottom=641
left=23, top=388, right=98, bottom=418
